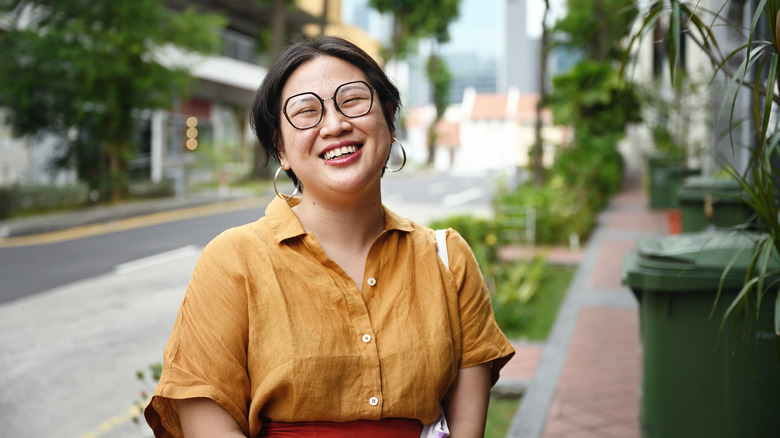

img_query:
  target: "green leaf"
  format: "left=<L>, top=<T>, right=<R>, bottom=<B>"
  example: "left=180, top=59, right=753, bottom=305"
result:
left=775, top=287, right=780, bottom=336
left=759, top=56, right=779, bottom=146
left=719, top=277, right=759, bottom=337
left=669, top=0, right=681, bottom=82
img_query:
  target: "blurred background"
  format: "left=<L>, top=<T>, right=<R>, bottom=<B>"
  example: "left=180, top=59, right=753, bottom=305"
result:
left=1, top=1, right=777, bottom=437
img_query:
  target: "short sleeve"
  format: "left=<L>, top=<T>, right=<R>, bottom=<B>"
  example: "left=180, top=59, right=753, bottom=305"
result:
left=144, top=230, right=252, bottom=437
left=444, top=229, right=515, bottom=386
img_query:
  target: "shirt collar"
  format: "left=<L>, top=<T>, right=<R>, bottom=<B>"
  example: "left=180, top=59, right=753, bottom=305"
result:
left=266, top=196, right=415, bottom=245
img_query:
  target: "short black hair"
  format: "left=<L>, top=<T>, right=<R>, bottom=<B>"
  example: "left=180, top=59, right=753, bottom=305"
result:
left=250, top=35, right=401, bottom=188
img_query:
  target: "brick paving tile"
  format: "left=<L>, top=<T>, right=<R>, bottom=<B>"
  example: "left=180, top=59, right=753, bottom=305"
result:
left=607, top=209, right=669, bottom=234
left=541, top=307, right=640, bottom=438
left=499, top=246, right=583, bottom=266
left=611, top=182, right=646, bottom=208
left=593, top=423, right=641, bottom=438
left=501, top=342, right=544, bottom=381
left=562, top=411, right=611, bottom=429
left=541, top=418, right=579, bottom=437
left=561, top=430, right=605, bottom=438
left=589, top=239, right=639, bottom=288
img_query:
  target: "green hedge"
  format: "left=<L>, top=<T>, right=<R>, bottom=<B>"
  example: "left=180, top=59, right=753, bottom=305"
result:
left=0, top=183, right=90, bottom=219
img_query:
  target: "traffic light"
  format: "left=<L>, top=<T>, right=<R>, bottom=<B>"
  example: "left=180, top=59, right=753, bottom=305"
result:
left=185, top=116, right=198, bottom=150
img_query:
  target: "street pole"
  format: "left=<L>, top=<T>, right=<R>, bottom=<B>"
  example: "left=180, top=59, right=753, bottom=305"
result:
left=171, top=88, right=186, bottom=199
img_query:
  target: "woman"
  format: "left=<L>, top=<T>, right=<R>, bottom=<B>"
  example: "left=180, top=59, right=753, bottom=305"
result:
left=144, top=35, right=514, bottom=438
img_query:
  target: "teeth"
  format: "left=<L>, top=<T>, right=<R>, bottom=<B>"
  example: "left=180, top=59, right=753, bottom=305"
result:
left=324, top=145, right=358, bottom=160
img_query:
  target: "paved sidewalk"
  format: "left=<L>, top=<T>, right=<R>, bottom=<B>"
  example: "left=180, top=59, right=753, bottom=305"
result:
left=503, top=176, right=669, bottom=438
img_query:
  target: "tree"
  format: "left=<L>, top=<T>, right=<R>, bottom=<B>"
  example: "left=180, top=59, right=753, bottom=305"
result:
left=531, top=0, right=551, bottom=185
left=0, top=0, right=225, bottom=201
left=368, top=0, right=461, bottom=62
left=553, top=0, right=636, bottom=62
left=425, top=51, right=452, bottom=164
left=368, top=0, right=460, bottom=166
left=546, top=0, right=640, bottom=197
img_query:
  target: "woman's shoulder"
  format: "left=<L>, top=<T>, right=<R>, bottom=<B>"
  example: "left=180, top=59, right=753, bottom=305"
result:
left=203, top=216, right=274, bottom=256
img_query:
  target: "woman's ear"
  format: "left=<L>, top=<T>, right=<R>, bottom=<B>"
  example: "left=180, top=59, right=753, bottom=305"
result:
left=273, top=133, right=290, bottom=170
left=278, top=150, right=290, bottom=170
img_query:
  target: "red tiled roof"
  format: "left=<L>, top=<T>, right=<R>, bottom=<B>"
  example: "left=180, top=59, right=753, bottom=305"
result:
left=468, top=93, right=551, bottom=123
left=470, top=94, right=509, bottom=119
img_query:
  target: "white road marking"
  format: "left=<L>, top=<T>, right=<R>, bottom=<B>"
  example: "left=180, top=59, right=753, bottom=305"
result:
left=427, top=182, right=448, bottom=195
left=114, top=245, right=200, bottom=275
left=442, top=187, right=484, bottom=207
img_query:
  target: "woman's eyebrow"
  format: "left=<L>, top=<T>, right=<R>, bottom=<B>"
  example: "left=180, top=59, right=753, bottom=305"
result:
left=287, top=93, right=320, bottom=105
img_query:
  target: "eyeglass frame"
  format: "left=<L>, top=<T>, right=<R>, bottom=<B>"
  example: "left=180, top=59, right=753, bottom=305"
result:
left=282, top=80, right=376, bottom=130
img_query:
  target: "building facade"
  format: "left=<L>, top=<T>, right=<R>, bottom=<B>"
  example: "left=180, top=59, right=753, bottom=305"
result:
left=0, top=0, right=382, bottom=191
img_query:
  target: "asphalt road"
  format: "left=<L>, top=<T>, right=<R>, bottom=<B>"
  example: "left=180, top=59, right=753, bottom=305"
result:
left=0, top=203, right=267, bottom=304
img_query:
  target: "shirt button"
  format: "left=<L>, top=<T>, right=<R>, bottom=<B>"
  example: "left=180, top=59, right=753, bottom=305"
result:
left=367, top=277, right=377, bottom=287
left=362, top=334, right=371, bottom=343
left=369, top=396, right=379, bottom=406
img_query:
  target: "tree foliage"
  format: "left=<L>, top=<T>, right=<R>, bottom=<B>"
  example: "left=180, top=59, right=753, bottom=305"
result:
left=548, top=60, right=641, bottom=204
left=553, top=0, right=637, bottom=62
left=368, top=0, right=461, bottom=60
left=424, top=52, right=452, bottom=163
left=547, top=0, right=641, bottom=199
left=426, top=53, right=452, bottom=120
left=0, top=0, right=225, bottom=200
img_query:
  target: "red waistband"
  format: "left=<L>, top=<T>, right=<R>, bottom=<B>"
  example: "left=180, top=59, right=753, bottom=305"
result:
left=259, top=418, right=423, bottom=438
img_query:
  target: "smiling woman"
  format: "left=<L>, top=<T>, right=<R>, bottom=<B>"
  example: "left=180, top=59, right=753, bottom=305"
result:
left=144, top=35, right=515, bottom=438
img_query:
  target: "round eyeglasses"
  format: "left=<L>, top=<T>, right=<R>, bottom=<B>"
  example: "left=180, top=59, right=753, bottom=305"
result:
left=282, top=80, right=375, bottom=130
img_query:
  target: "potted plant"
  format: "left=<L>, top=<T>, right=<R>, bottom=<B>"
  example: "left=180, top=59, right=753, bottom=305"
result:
left=626, top=0, right=779, bottom=354
left=622, top=1, right=780, bottom=435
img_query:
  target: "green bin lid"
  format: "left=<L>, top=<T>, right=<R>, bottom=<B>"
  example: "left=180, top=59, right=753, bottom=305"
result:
left=678, top=176, right=744, bottom=202
left=622, top=232, right=779, bottom=292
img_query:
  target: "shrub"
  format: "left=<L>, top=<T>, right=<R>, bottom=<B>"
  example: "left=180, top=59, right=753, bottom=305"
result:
left=128, top=179, right=175, bottom=199
left=495, top=177, right=599, bottom=246
left=0, top=183, right=90, bottom=219
left=428, top=214, right=500, bottom=270
left=428, top=214, right=559, bottom=337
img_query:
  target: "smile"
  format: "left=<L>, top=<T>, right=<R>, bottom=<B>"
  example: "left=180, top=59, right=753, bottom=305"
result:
left=322, top=145, right=362, bottom=161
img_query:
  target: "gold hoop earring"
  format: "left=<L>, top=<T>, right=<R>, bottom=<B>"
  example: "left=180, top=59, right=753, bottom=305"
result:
left=385, top=137, right=406, bottom=173
left=273, top=166, right=300, bottom=200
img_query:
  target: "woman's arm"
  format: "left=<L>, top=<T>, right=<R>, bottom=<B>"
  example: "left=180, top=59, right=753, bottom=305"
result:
left=176, top=398, right=246, bottom=438
left=441, top=362, right=492, bottom=438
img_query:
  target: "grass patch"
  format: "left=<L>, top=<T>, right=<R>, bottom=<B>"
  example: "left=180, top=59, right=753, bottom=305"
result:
left=485, top=395, right=521, bottom=438
left=495, top=264, right=574, bottom=341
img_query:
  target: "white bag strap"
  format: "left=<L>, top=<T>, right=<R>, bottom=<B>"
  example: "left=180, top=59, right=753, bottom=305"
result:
left=435, top=229, right=449, bottom=269
left=427, top=229, right=452, bottom=438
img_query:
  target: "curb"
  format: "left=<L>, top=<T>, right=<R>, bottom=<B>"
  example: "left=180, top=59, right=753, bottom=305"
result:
left=0, top=191, right=257, bottom=239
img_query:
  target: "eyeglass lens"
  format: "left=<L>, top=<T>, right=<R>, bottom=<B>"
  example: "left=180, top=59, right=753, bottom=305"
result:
left=284, top=81, right=373, bottom=130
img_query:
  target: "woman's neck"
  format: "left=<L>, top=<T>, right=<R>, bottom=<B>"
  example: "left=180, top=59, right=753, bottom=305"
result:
left=291, top=191, right=385, bottom=251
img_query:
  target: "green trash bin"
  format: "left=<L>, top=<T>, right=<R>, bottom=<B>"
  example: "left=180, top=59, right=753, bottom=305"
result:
left=623, top=232, right=780, bottom=438
left=678, top=176, right=753, bottom=232
left=648, top=153, right=699, bottom=210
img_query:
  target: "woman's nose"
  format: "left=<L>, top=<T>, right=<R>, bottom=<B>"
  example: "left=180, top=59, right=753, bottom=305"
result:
left=319, top=99, right=351, bottom=136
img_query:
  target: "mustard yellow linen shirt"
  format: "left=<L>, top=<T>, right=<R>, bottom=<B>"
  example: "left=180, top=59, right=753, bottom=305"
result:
left=145, top=197, right=515, bottom=438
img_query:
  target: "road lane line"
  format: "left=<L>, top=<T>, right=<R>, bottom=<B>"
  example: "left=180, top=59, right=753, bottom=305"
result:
left=114, top=245, right=201, bottom=274
left=442, top=187, right=484, bottom=206
left=79, top=400, right=147, bottom=438
left=0, top=197, right=261, bottom=248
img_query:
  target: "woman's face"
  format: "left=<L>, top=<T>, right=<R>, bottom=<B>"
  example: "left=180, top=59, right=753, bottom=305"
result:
left=278, top=56, right=392, bottom=202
